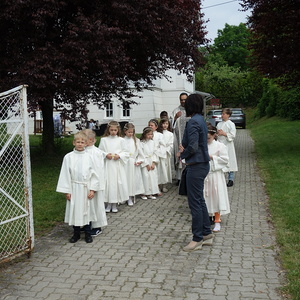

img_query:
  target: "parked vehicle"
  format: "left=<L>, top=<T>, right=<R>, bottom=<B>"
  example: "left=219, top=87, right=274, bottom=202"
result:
left=206, top=109, right=222, bottom=126
left=230, top=108, right=246, bottom=129
left=206, top=108, right=246, bottom=129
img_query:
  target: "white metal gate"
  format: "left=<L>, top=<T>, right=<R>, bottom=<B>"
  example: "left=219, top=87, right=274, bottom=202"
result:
left=0, top=85, right=34, bottom=263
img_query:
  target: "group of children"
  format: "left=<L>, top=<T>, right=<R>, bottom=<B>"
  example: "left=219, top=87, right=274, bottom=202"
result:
left=56, top=118, right=174, bottom=243
left=56, top=107, right=237, bottom=243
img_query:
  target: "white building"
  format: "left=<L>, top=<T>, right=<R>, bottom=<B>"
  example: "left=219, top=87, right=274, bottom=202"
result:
left=30, top=69, right=194, bottom=135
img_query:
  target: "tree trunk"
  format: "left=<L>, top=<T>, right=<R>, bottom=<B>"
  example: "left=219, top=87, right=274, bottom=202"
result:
left=40, top=99, right=55, bottom=154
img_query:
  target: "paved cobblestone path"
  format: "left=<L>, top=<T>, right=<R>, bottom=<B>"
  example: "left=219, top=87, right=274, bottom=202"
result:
left=0, top=130, right=285, bottom=300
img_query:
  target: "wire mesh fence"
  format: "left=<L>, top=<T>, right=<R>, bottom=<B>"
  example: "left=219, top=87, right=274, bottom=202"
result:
left=0, top=85, right=34, bottom=263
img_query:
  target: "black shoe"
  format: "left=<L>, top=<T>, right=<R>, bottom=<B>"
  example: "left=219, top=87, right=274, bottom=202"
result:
left=175, top=180, right=180, bottom=186
left=85, top=233, right=93, bottom=243
left=69, top=233, right=80, bottom=243
left=227, top=180, right=234, bottom=187
left=90, top=228, right=102, bottom=237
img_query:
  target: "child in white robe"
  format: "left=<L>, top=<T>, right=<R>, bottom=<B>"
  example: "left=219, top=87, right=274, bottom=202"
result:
left=157, top=118, right=174, bottom=192
left=217, top=108, right=238, bottom=187
left=82, top=129, right=107, bottom=236
left=140, top=127, right=160, bottom=199
left=148, top=119, right=166, bottom=196
left=99, top=121, right=129, bottom=213
left=122, top=123, right=145, bottom=206
left=56, top=132, right=100, bottom=243
left=204, top=125, right=231, bottom=232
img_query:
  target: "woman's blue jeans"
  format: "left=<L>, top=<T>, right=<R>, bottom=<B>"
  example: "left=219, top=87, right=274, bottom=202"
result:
left=186, top=162, right=211, bottom=242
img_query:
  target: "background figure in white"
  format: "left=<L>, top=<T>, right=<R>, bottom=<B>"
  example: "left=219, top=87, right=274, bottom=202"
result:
left=82, top=129, right=108, bottom=236
left=171, top=92, right=188, bottom=127
left=148, top=119, right=166, bottom=195
left=122, top=123, right=145, bottom=206
left=56, top=132, right=100, bottom=243
left=216, top=108, right=238, bottom=187
left=204, top=125, right=230, bottom=232
left=157, top=118, right=174, bottom=193
left=99, top=121, right=129, bottom=213
left=173, top=114, right=190, bottom=185
left=140, top=127, right=160, bottom=199
left=172, top=92, right=189, bottom=185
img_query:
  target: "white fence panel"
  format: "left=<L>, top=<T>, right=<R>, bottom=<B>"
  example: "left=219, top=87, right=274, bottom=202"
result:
left=0, top=85, right=34, bottom=263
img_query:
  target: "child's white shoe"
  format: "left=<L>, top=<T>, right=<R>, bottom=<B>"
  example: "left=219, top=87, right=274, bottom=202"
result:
left=105, top=203, right=112, bottom=213
left=213, top=223, right=221, bottom=232
left=112, top=203, right=118, bottom=213
left=140, top=195, right=148, bottom=200
left=128, top=198, right=134, bottom=206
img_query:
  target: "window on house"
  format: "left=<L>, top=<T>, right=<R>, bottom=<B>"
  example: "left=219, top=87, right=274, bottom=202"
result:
left=122, top=101, right=131, bottom=118
left=105, top=102, right=113, bottom=118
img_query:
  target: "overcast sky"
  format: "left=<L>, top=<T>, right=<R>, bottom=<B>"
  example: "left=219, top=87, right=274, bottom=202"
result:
left=201, top=0, right=250, bottom=43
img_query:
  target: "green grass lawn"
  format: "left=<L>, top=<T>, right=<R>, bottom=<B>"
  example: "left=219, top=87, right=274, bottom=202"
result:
left=247, top=112, right=300, bottom=300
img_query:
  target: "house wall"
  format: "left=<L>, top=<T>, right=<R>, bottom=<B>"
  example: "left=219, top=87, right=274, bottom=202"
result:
left=28, top=69, right=194, bottom=135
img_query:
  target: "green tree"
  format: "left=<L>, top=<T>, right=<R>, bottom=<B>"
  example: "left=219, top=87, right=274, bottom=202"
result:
left=210, top=23, right=251, bottom=71
left=196, top=62, right=247, bottom=107
left=0, top=0, right=207, bottom=153
left=241, top=0, right=300, bottom=87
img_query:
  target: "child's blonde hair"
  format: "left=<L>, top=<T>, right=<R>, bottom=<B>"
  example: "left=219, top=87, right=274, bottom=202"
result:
left=82, top=129, right=96, bottom=140
left=74, top=131, right=88, bottom=142
left=103, top=120, right=121, bottom=137
left=123, top=122, right=137, bottom=149
left=140, top=127, right=153, bottom=141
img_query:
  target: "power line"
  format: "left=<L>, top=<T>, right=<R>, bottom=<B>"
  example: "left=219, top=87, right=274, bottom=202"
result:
left=202, top=0, right=239, bottom=9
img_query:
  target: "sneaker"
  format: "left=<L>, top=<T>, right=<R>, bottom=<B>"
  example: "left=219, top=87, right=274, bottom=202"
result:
left=213, top=223, right=221, bottom=232
left=227, top=180, right=234, bottom=187
left=112, top=204, right=118, bottom=213
left=140, top=195, right=148, bottom=200
left=90, top=228, right=102, bottom=237
left=105, top=203, right=112, bottom=213
left=162, top=187, right=168, bottom=193
left=128, top=198, right=134, bottom=206
left=147, top=195, right=156, bottom=199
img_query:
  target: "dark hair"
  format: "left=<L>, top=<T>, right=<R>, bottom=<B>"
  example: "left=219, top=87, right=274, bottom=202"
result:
left=207, top=124, right=217, bottom=135
left=222, top=108, right=232, bottom=116
left=207, top=124, right=217, bottom=140
left=185, top=93, right=204, bottom=117
left=179, top=92, right=188, bottom=100
left=160, top=111, right=168, bottom=119
left=148, top=119, right=159, bottom=128
left=140, top=127, right=153, bottom=141
left=157, top=118, right=172, bottom=133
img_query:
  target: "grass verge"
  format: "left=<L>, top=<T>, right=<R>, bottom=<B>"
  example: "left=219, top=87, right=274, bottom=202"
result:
left=248, top=112, right=300, bottom=299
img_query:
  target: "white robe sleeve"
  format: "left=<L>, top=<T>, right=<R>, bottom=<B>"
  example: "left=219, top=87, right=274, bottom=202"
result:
left=118, top=138, right=130, bottom=165
left=210, top=143, right=230, bottom=173
left=56, top=155, right=72, bottom=194
left=224, top=121, right=236, bottom=142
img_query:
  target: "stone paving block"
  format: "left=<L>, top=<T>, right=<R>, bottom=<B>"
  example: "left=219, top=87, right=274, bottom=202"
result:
left=0, top=130, right=285, bottom=300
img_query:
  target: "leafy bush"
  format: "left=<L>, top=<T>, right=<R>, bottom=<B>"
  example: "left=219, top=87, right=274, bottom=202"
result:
left=277, top=87, right=300, bottom=120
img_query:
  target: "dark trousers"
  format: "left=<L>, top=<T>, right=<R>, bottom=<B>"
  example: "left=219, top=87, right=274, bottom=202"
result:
left=186, top=162, right=211, bottom=242
left=73, top=223, right=91, bottom=235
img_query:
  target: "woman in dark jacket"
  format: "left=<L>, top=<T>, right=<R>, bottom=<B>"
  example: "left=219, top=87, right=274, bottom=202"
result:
left=179, top=93, right=214, bottom=252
